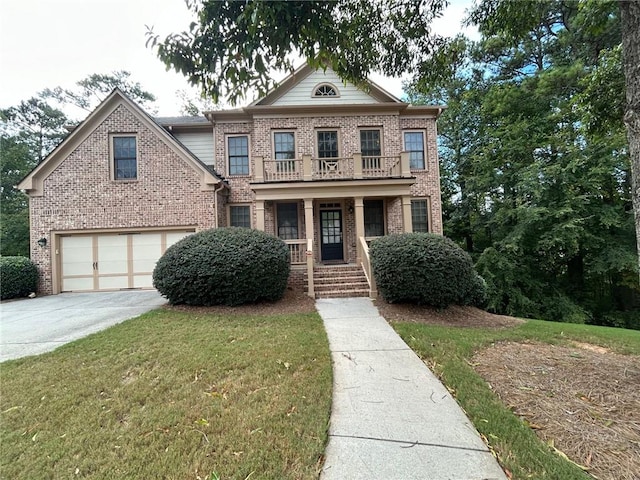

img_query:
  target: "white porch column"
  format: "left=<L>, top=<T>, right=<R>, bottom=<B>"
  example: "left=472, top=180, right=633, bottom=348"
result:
left=401, top=195, right=413, bottom=233
left=354, top=196, right=365, bottom=263
left=304, top=198, right=315, bottom=298
left=255, top=200, right=265, bottom=231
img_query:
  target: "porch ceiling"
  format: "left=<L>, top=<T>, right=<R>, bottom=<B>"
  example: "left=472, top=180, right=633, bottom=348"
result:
left=250, top=178, right=415, bottom=201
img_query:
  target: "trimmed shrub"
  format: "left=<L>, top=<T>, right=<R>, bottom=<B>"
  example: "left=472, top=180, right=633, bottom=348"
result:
left=370, top=233, right=485, bottom=308
left=153, top=227, right=290, bottom=306
left=0, top=256, right=38, bottom=300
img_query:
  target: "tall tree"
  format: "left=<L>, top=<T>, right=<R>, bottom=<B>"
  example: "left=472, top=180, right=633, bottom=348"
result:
left=620, top=1, right=640, bottom=278
left=42, top=70, right=157, bottom=113
left=146, top=0, right=454, bottom=104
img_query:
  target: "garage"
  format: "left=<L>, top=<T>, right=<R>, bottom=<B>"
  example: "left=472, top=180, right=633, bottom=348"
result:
left=59, top=230, right=193, bottom=292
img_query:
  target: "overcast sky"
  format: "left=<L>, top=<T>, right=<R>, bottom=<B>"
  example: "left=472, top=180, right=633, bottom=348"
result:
left=0, top=0, right=476, bottom=116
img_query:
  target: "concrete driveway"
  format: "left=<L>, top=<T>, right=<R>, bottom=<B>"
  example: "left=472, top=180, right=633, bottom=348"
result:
left=0, top=290, right=166, bottom=362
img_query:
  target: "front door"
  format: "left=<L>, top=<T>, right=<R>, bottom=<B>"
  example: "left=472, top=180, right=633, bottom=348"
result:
left=320, top=209, right=344, bottom=261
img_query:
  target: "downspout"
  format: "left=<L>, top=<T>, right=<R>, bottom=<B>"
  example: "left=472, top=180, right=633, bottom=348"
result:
left=213, top=182, right=225, bottom=229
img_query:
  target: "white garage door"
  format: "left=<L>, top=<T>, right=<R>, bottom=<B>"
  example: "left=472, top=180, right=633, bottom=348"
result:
left=60, top=230, right=193, bottom=292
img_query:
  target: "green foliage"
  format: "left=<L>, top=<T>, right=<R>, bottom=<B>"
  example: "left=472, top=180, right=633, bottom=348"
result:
left=153, top=228, right=290, bottom=306
left=146, top=0, right=453, bottom=104
left=370, top=233, right=486, bottom=308
left=409, top=0, right=639, bottom=326
left=0, top=256, right=38, bottom=300
left=41, top=70, right=157, bottom=113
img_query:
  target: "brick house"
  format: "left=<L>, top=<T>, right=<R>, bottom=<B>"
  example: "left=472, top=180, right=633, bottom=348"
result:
left=19, top=65, right=444, bottom=298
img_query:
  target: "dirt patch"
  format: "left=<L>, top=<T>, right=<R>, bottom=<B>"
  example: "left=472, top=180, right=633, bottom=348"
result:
left=375, top=300, right=525, bottom=328
left=163, top=288, right=316, bottom=316
left=473, top=342, right=640, bottom=480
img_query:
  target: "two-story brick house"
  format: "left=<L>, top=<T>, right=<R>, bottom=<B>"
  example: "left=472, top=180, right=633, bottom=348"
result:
left=19, top=65, right=444, bottom=297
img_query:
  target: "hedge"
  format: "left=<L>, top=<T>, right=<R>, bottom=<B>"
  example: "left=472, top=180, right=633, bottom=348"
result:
left=153, top=227, right=290, bottom=306
left=369, top=233, right=486, bottom=308
left=0, top=256, right=38, bottom=300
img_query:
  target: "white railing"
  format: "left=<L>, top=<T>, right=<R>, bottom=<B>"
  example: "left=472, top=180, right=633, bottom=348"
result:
left=255, top=152, right=411, bottom=183
left=362, top=155, right=402, bottom=178
left=358, top=236, right=377, bottom=299
left=263, top=159, right=303, bottom=182
left=312, top=157, right=351, bottom=180
left=285, top=239, right=307, bottom=264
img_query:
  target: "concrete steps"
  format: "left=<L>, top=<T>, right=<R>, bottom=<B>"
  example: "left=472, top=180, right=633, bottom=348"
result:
left=307, top=264, right=370, bottom=299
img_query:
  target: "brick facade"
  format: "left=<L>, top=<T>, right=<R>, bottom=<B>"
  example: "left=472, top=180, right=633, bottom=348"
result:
left=29, top=104, right=219, bottom=294
left=24, top=75, right=444, bottom=295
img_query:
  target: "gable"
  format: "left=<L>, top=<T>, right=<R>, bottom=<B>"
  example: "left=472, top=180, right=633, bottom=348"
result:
left=272, top=69, right=377, bottom=105
left=18, top=89, right=224, bottom=196
left=253, top=64, right=402, bottom=107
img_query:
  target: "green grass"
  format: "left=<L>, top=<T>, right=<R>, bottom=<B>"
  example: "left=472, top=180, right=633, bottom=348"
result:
left=1, top=310, right=332, bottom=479
left=392, top=319, right=640, bottom=480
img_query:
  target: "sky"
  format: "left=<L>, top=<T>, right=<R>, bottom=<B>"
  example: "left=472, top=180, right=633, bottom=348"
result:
left=0, top=0, right=476, bottom=117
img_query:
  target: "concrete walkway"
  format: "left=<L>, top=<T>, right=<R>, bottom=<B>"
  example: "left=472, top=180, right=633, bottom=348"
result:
left=316, top=297, right=507, bottom=480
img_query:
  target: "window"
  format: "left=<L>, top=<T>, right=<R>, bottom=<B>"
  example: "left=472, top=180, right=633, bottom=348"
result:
left=404, top=132, right=425, bottom=169
left=364, top=200, right=384, bottom=237
left=274, top=132, right=295, bottom=173
left=277, top=203, right=299, bottom=240
left=113, top=136, right=137, bottom=180
left=411, top=199, right=429, bottom=233
left=313, top=83, right=338, bottom=97
left=228, top=135, right=249, bottom=175
left=317, top=131, right=338, bottom=158
left=229, top=205, right=251, bottom=228
left=360, top=129, right=381, bottom=170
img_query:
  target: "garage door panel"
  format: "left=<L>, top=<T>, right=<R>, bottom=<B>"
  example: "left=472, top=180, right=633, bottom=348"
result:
left=166, top=231, right=191, bottom=248
left=132, top=233, right=162, bottom=273
left=60, top=229, right=193, bottom=292
left=61, top=236, right=94, bottom=276
left=133, top=274, right=153, bottom=289
left=97, top=236, right=128, bottom=275
left=98, top=276, right=130, bottom=290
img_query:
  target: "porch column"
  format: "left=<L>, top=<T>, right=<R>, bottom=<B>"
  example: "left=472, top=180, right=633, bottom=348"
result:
left=255, top=200, right=265, bottom=231
left=354, top=196, right=365, bottom=263
left=304, top=198, right=315, bottom=298
left=400, top=151, right=411, bottom=177
left=353, top=153, right=363, bottom=179
left=401, top=195, right=413, bottom=233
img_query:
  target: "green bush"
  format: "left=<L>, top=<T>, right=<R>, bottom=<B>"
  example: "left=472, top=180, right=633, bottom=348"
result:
left=153, top=227, right=290, bottom=306
left=370, top=233, right=485, bottom=308
left=0, top=256, right=38, bottom=300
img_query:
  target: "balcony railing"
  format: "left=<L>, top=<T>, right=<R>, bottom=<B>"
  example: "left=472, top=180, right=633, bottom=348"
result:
left=255, top=152, right=411, bottom=183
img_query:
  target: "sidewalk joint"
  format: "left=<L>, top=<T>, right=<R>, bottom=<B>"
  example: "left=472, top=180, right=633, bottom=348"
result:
left=328, top=433, right=490, bottom=453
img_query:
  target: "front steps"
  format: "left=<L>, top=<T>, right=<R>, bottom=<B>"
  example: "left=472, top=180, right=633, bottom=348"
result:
left=308, top=264, right=370, bottom=299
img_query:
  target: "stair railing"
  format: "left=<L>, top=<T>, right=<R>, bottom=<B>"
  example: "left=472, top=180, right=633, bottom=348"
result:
left=358, top=236, right=377, bottom=299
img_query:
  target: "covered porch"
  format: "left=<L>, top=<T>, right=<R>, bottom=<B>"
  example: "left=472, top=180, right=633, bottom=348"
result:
left=250, top=179, right=417, bottom=298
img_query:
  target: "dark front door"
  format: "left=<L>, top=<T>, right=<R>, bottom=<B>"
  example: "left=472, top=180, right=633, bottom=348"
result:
left=320, top=209, right=344, bottom=261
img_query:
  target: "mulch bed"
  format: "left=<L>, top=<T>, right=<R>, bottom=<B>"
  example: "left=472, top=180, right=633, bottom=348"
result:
left=375, top=300, right=525, bottom=328
left=473, top=342, right=640, bottom=480
left=162, top=288, right=316, bottom=316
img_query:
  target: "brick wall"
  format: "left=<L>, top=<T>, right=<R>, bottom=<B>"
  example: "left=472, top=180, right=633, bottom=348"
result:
left=30, top=104, right=218, bottom=294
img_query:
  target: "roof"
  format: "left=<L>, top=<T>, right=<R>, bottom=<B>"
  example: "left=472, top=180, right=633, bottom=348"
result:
left=18, top=88, right=226, bottom=196
left=155, top=116, right=210, bottom=126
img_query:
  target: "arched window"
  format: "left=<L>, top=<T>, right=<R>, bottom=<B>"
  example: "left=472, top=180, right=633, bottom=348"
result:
left=313, top=83, right=338, bottom=97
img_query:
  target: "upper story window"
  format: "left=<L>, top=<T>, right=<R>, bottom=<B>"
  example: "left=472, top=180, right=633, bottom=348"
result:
left=360, top=129, right=381, bottom=157
left=228, top=135, right=249, bottom=176
left=274, top=132, right=295, bottom=160
left=113, top=135, right=137, bottom=180
left=317, top=131, right=339, bottom=158
left=313, top=83, right=339, bottom=97
left=403, top=131, right=425, bottom=170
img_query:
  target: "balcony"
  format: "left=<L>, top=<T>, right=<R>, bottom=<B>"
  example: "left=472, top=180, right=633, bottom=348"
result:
left=254, top=152, right=412, bottom=183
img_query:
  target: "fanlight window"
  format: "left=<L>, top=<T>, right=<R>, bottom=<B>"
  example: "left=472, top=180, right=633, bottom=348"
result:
left=313, top=83, right=338, bottom=97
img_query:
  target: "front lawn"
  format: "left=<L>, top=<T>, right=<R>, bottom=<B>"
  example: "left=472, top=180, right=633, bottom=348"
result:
left=0, top=309, right=332, bottom=479
left=392, top=316, right=640, bottom=480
